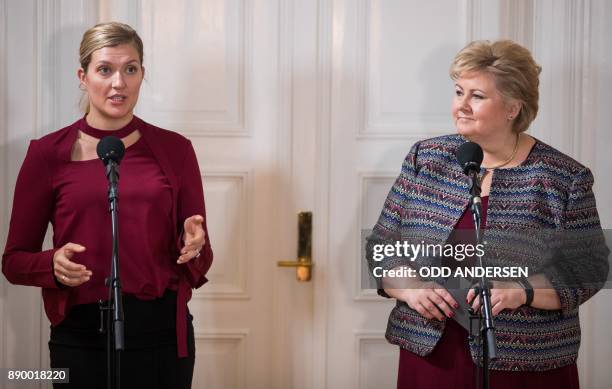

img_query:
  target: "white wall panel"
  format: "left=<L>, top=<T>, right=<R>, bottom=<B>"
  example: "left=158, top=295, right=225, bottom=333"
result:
left=358, top=0, right=468, bottom=138
left=193, top=171, right=250, bottom=299
left=355, top=332, right=398, bottom=389
left=4, top=0, right=57, bottom=379
left=355, top=173, right=395, bottom=300
left=37, top=0, right=98, bottom=135
left=576, top=2, right=612, bottom=388
left=192, top=330, right=248, bottom=389
left=359, top=174, right=396, bottom=230
left=532, top=0, right=589, bottom=151
left=138, top=0, right=251, bottom=136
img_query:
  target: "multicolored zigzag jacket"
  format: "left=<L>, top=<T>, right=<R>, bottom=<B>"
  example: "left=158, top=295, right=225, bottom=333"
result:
left=366, top=134, right=610, bottom=371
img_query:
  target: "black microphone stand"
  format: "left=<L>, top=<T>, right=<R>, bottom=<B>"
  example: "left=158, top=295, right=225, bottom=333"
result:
left=467, top=168, right=497, bottom=389
left=98, top=159, right=125, bottom=389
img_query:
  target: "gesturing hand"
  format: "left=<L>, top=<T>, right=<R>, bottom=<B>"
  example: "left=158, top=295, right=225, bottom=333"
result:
left=178, top=215, right=206, bottom=264
left=53, top=242, right=92, bottom=287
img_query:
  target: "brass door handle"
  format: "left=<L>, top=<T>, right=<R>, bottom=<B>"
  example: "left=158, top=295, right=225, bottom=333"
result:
left=277, top=212, right=313, bottom=281
left=277, top=258, right=313, bottom=267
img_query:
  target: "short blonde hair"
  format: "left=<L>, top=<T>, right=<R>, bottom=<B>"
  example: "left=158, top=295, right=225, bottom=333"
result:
left=449, top=40, right=542, bottom=133
left=78, top=22, right=144, bottom=113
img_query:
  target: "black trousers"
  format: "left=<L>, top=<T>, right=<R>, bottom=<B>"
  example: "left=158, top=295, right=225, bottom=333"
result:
left=49, top=290, right=195, bottom=389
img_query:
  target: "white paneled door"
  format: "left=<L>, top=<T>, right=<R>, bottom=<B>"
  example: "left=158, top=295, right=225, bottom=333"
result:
left=111, top=1, right=321, bottom=388
left=325, top=1, right=462, bottom=387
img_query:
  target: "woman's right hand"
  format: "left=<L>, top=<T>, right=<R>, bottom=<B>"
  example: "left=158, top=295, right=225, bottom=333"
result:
left=386, top=282, right=459, bottom=321
left=53, top=243, right=92, bottom=287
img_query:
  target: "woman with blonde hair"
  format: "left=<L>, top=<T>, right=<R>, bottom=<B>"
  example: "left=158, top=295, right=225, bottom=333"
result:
left=2, top=22, right=213, bottom=388
left=368, top=40, right=608, bottom=388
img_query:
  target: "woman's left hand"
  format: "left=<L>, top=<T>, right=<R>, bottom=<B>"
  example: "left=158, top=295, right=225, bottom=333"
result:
left=178, top=215, right=206, bottom=264
left=466, top=281, right=526, bottom=315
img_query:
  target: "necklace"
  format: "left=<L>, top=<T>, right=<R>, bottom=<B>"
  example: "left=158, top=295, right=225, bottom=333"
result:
left=482, top=133, right=520, bottom=171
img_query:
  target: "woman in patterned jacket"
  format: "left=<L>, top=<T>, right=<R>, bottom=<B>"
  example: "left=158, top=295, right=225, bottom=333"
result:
left=367, top=40, right=609, bottom=389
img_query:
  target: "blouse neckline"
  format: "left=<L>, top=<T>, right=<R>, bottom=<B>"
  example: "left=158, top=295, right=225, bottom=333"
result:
left=79, top=115, right=140, bottom=139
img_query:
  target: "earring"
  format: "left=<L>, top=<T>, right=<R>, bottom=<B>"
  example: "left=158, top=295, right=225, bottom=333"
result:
left=78, top=84, right=86, bottom=91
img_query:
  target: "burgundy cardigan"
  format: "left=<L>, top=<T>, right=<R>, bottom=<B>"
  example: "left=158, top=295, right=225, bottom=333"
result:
left=2, top=116, right=213, bottom=357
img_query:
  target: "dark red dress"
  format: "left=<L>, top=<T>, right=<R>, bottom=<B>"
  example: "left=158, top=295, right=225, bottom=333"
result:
left=397, top=196, right=580, bottom=389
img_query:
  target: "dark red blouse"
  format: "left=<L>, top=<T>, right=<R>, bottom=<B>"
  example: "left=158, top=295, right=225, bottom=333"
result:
left=53, top=117, right=179, bottom=304
left=454, top=196, right=488, bottom=229
left=2, top=116, right=213, bottom=357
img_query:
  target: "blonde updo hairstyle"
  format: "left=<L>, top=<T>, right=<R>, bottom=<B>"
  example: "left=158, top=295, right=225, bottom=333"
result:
left=78, top=22, right=144, bottom=113
left=449, top=40, right=542, bottom=133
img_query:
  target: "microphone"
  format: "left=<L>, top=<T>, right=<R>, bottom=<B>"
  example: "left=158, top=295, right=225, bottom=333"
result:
left=455, top=140, right=484, bottom=223
left=455, top=140, right=498, bottom=366
left=96, top=136, right=125, bottom=186
left=456, top=141, right=483, bottom=200
left=96, top=135, right=126, bottom=355
left=96, top=136, right=125, bottom=165
left=456, top=141, right=483, bottom=175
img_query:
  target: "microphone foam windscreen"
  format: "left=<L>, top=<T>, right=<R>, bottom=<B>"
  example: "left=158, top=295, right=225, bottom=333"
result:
left=456, top=141, right=483, bottom=174
left=96, top=136, right=126, bottom=164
